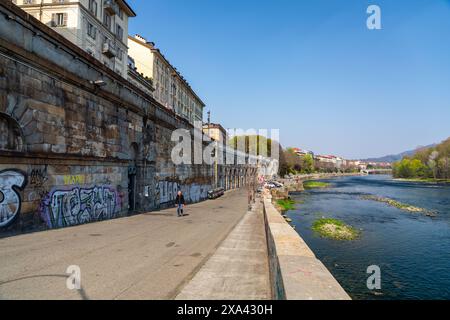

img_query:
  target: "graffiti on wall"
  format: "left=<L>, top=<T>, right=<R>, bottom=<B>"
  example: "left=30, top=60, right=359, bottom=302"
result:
left=156, top=181, right=180, bottom=204
left=181, top=184, right=207, bottom=204
left=40, top=186, right=120, bottom=229
left=29, top=166, right=48, bottom=187
left=155, top=180, right=211, bottom=206
left=0, top=170, right=26, bottom=228
left=63, top=175, right=85, bottom=185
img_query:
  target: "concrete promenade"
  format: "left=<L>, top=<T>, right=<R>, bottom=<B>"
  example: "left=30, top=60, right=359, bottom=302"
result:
left=176, top=199, right=271, bottom=300
left=0, top=190, right=249, bottom=300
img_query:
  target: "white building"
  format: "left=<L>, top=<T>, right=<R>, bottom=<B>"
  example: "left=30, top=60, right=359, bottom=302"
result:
left=128, top=35, right=205, bottom=125
left=12, top=0, right=136, bottom=78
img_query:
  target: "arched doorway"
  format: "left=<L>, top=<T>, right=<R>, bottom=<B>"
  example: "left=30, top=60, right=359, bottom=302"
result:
left=128, top=143, right=139, bottom=213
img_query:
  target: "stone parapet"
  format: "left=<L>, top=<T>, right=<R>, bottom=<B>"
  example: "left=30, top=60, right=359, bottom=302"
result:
left=263, top=195, right=351, bottom=300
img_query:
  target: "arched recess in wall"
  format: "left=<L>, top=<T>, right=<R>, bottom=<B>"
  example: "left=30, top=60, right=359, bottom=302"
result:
left=130, top=142, right=139, bottom=164
left=0, top=112, right=24, bottom=152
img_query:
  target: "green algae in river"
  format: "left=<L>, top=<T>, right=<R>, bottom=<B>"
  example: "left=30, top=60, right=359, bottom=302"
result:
left=304, top=181, right=331, bottom=189
left=276, top=199, right=296, bottom=211
left=312, top=218, right=360, bottom=241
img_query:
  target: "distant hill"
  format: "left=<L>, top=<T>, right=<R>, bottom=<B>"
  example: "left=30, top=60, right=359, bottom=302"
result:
left=362, top=144, right=436, bottom=163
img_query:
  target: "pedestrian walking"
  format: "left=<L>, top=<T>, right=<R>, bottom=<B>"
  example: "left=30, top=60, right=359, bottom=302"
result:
left=175, top=191, right=185, bottom=217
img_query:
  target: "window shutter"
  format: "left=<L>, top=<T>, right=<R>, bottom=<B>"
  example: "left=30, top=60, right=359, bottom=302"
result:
left=51, top=13, right=56, bottom=27
left=63, top=13, right=68, bottom=27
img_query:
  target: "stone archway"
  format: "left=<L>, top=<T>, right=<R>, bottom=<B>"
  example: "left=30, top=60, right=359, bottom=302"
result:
left=0, top=112, right=24, bottom=152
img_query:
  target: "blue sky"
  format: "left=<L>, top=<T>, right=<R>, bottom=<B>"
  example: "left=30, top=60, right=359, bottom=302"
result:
left=128, top=0, right=450, bottom=159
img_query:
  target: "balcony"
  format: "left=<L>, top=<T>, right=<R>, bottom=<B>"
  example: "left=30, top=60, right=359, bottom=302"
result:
left=102, top=42, right=116, bottom=58
left=103, top=0, right=118, bottom=15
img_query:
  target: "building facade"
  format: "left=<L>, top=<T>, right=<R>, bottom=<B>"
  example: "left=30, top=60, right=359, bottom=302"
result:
left=203, top=123, right=228, bottom=143
left=127, top=56, right=154, bottom=96
left=0, top=2, right=262, bottom=234
left=128, top=35, right=205, bottom=125
left=11, top=0, right=136, bottom=78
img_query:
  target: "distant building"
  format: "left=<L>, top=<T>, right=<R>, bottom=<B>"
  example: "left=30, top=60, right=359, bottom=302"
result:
left=314, top=155, right=346, bottom=169
left=128, top=34, right=205, bottom=125
left=12, top=0, right=136, bottom=78
left=315, top=155, right=336, bottom=163
left=292, top=148, right=314, bottom=158
left=203, top=123, right=228, bottom=143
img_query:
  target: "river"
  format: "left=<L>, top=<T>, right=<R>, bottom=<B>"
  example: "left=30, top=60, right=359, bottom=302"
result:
left=287, top=175, right=450, bottom=300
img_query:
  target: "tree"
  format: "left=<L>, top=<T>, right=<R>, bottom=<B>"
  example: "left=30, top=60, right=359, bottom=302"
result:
left=302, top=154, right=314, bottom=174
left=393, top=137, right=450, bottom=180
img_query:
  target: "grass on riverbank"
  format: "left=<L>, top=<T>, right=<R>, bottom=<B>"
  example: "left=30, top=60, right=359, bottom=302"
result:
left=303, top=181, right=331, bottom=189
left=276, top=199, right=296, bottom=211
left=394, top=178, right=450, bottom=184
left=312, top=218, right=360, bottom=241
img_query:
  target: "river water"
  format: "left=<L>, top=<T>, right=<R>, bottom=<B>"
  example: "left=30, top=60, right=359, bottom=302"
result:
left=287, top=175, right=450, bottom=300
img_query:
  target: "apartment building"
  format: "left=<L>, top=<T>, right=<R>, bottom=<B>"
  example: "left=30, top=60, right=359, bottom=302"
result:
left=128, top=34, right=205, bottom=125
left=12, top=0, right=136, bottom=78
left=203, top=123, right=228, bottom=143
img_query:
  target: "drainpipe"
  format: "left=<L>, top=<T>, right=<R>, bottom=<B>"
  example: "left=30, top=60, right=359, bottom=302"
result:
left=39, top=0, right=44, bottom=22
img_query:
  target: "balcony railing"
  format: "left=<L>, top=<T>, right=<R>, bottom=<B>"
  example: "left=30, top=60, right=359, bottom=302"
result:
left=102, top=42, right=116, bottom=58
left=104, top=0, right=118, bottom=15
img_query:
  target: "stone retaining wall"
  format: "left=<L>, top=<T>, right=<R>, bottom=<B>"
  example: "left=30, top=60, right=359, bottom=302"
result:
left=0, top=2, right=259, bottom=235
left=263, top=195, right=351, bottom=300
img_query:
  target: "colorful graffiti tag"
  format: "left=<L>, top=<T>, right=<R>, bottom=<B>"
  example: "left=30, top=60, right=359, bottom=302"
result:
left=0, top=170, right=26, bottom=228
left=40, top=186, right=120, bottom=229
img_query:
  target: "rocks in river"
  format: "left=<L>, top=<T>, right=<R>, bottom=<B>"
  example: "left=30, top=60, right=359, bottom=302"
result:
left=360, top=195, right=436, bottom=217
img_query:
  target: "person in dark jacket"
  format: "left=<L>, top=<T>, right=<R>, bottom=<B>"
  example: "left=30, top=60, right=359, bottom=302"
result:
left=175, top=191, right=185, bottom=217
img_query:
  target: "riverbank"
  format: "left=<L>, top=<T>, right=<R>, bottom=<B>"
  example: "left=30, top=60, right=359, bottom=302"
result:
left=272, top=172, right=364, bottom=202
left=393, top=178, right=450, bottom=184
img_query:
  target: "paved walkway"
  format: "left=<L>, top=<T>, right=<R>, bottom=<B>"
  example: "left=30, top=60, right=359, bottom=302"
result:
left=0, top=190, right=249, bottom=300
left=176, top=198, right=271, bottom=300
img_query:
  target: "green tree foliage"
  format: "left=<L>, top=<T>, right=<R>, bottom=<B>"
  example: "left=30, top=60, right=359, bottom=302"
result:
left=229, top=135, right=287, bottom=176
left=393, top=137, right=450, bottom=180
left=229, top=135, right=274, bottom=157
left=392, top=158, right=430, bottom=178
left=281, top=148, right=316, bottom=175
left=302, top=154, right=314, bottom=174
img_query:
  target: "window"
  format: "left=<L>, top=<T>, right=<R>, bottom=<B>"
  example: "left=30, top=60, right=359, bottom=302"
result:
left=118, top=8, right=123, bottom=19
left=116, top=24, right=123, bottom=41
left=87, top=22, right=96, bottom=40
left=88, top=0, right=98, bottom=17
left=103, top=12, right=111, bottom=29
left=117, top=49, right=123, bottom=61
left=51, top=13, right=67, bottom=27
